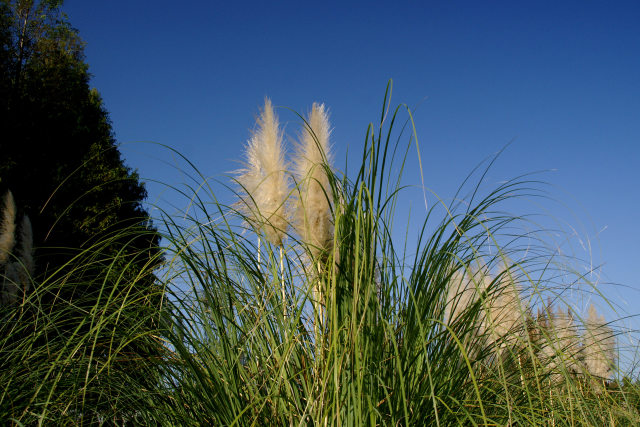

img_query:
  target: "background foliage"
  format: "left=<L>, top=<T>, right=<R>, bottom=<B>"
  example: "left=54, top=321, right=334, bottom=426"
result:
left=0, top=0, right=159, bottom=282
left=0, top=1, right=165, bottom=423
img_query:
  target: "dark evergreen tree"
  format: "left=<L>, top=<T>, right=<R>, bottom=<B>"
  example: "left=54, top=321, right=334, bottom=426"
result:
left=0, top=0, right=159, bottom=277
left=0, top=1, right=166, bottom=421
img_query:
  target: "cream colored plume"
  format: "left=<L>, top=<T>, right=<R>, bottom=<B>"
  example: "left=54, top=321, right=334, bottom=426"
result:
left=293, top=103, right=333, bottom=259
left=445, top=261, right=526, bottom=363
left=0, top=190, right=17, bottom=266
left=445, top=266, right=487, bottom=326
left=236, top=98, right=289, bottom=246
left=1, top=214, right=34, bottom=304
left=582, top=304, right=616, bottom=380
left=483, top=265, right=527, bottom=350
left=537, top=306, right=581, bottom=380
left=553, top=307, right=581, bottom=371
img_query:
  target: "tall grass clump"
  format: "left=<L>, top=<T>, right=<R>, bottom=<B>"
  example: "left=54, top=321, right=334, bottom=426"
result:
left=2, top=82, right=638, bottom=424
left=0, top=191, right=17, bottom=266
left=0, top=204, right=169, bottom=424
left=159, top=81, right=640, bottom=425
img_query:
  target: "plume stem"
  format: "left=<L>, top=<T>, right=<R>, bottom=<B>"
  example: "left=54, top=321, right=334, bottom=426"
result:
left=280, top=245, right=286, bottom=320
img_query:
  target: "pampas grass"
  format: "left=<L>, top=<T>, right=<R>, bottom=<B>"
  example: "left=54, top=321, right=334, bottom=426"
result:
left=583, top=303, right=617, bottom=381
left=1, top=200, right=34, bottom=304
left=484, top=267, right=527, bottom=350
left=0, top=190, right=24, bottom=305
left=0, top=209, right=167, bottom=423
left=293, top=102, right=334, bottom=261
left=291, top=102, right=334, bottom=341
left=236, top=97, right=289, bottom=247
left=535, top=306, right=582, bottom=384
left=158, top=84, right=640, bottom=424
left=552, top=307, right=581, bottom=373
left=445, top=262, right=527, bottom=360
left=445, top=267, right=484, bottom=327
left=0, top=190, right=16, bottom=266
left=3, top=82, right=640, bottom=424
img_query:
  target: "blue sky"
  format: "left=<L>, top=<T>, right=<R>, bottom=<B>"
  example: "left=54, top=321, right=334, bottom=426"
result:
left=64, top=1, right=639, bottom=323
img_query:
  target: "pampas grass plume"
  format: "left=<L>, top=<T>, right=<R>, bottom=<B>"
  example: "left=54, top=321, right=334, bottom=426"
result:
left=536, top=304, right=590, bottom=383
left=445, top=266, right=486, bottom=326
left=293, top=103, right=333, bottom=259
left=236, top=98, right=289, bottom=246
left=484, top=269, right=526, bottom=349
left=553, top=307, right=581, bottom=371
left=1, top=213, right=34, bottom=304
left=445, top=261, right=528, bottom=364
left=0, top=190, right=17, bottom=266
left=583, top=303, right=616, bottom=380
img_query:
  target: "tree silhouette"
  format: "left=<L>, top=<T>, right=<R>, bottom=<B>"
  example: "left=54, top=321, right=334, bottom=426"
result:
left=0, top=1, right=165, bottom=421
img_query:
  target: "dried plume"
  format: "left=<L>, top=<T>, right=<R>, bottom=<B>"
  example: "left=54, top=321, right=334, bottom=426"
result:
left=484, top=266, right=527, bottom=350
left=293, top=103, right=334, bottom=260
left=536, top=305, right=562, bottom=382
left=582, top=303, right=616, bottom=380
left=1, top=215, right=34, bottom=304
left=537, top=306, right=581, bottom=379
left=553, top=307, right=581, bottom=372
left=445, top=261, right=527, bottom=363
left=0, top=190, right=17, bottom=266
left=444, top=265, right=489, bottom=361
left=236, top=98, right=289, bottom=246
left=445, top=265, right=487, bottom=326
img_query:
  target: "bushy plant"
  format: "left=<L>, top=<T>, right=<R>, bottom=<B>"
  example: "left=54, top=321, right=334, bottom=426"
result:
left=2, top=82, right=638, bottom=425
left=159, top=82, right=639, bottom=425
left=0, top=214, right=167, bottom=424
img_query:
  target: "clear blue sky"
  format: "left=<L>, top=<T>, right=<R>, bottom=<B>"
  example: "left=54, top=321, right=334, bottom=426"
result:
left=64, top=1, right=639, bottom=321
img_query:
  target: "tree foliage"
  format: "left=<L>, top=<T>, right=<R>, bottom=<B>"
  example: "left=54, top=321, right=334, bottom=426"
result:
left=0, top=0, right=160, bottom=290
left=0, top=2, right=166, bottom=421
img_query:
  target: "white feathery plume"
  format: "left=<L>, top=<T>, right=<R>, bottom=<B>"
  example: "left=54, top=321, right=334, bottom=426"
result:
left=446, top=261, right=527, bottom=364
left=485, top=286, right=524, bottom=346
left=293, top=103, right=334, bottom=260
left=582, top=304, right=616, bottom=381
left=445, top=266, right=487, bottom=326
left=484, top=264, right=526, bottom=347
left=0, top=190, right=17, bottom=266
left=1, top=215, right=34, bottom=305
left=536, top=305, right=582, bottom=383
left=539, top=307, right=581, bottom=374
left=444, top=263, right=491, bottom=362
left=468, top=262, right=527, bottom=370
left=553, top=306, right=581, bottom=372
left=293, top=103, right=334, bottom=344
left=236, top=98, right=289, bottom=246
left=536, top=305, right=563, bottom=382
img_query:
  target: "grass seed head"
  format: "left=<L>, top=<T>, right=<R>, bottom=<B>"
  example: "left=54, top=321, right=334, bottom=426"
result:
left=236, top=98, right=289, bottom=246
left=0, top=190, right=16, bottom=266
left=582, top=303, right=616, bottom=381
left=293, top=103, right=334, bottom=259
left=1, top=214, right=34, bottom=304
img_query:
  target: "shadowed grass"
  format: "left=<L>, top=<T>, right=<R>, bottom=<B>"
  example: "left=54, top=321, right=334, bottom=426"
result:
left=0, top=219, right=169, bottom=424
